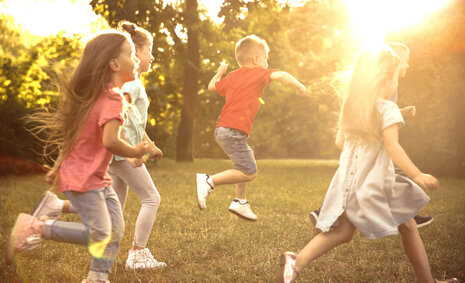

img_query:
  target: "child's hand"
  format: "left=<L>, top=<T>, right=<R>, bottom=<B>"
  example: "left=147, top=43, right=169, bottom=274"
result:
left=217, top=64, right=228, bottom=76
left=135, top=141, right=149, bottom=158
left=148, top=146, right=163, bottom=160
left=413, top=173, right=439, bottom=190
left=401, top=105, right=416, bottom=118
left=126, top=157, right=145, bottom=168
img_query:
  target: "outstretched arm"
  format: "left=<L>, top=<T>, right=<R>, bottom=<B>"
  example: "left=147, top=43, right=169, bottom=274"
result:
left=208, top=64, right=228, bottom=93
left=270, top=71, right=306, bottom=95
left=383, top=124, right=438, bottom=190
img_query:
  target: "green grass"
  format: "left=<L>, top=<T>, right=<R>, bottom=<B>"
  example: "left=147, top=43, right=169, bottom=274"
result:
left=1, top=159, right=464, bottom=282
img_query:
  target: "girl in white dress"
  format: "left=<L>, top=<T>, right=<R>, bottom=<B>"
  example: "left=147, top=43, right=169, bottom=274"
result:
left=278, top=47, right=456, bottom=283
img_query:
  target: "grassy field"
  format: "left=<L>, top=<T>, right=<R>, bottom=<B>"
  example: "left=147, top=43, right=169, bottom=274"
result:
left=1, top=159, right=464, bottom=282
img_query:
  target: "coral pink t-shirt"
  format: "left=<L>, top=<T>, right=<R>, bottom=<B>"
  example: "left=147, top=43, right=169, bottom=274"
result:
left=215, top=67, right=276, bottom=134
left=59, top=85, right=124, bottom=192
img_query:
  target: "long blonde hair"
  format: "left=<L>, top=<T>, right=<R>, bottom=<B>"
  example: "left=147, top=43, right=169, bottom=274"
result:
left=26, top=31, right=131, bottom=167
left=339, top=47, right=400, bottom=143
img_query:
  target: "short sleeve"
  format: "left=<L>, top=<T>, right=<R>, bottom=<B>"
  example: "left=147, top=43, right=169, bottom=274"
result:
left=262, top=69, right=278, bottom=85
left=389, top=90, right=398, bottom=103
left=215, top=76, right=229, bottom=96
left=376, top=99, right=404, bottom=130
left=98, top=95, right=124, bottom=127
left=121, top=81, right=141, bottom=102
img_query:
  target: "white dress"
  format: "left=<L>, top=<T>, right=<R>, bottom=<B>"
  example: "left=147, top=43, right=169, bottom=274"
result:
left=316, top=99, right=430, bottom=239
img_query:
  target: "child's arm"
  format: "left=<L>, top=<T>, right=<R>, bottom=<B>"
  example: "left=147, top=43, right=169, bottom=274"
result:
left=208, top=64, right=228, bottom=93
left=270, top=71, right=306, bottom=95
left=335, top=127, right=344, bottom=150
left=400, top=105, right=416, bottom=118
left=102, top=119, right=148, bottom=158
left=383, top=124, right=438, bottom=190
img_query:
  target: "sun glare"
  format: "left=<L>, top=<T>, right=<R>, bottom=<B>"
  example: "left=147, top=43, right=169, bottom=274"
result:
left=0, top=0, right=104, bottom=37
left=343, top=0, right=450, bottom=47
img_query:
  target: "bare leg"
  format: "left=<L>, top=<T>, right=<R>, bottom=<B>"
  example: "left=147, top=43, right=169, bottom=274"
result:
left=62, top=200, right=72, bottom=213
left=235, top=182, right=247, bottom=199
left=211, top=169, right=256, bottom=186
left=294, top=213, right=356, bottom=276
left=398, top=218, right=434, bottom=283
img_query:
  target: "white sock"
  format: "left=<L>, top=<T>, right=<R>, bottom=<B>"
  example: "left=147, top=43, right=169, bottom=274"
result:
left=206, top=176, right=215, bottom=188
left=55, top=198, right=64, bottom=209
left=236, top=198, right=247, bottom=205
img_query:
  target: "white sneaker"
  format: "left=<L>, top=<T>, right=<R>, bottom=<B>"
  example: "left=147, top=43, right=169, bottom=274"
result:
left=32, top=191, right=63, bottom=220
left=196, top=173, right=213, bottom=210
left=7, top=213, right=43, bottom=264
left=228, top=199, right=258, bottom=221
left=125, top=248, right=167, bottom=270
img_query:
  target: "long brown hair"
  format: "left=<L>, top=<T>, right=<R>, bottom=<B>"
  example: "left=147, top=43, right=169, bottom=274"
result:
left=26, top=31, right=132, bottom=167
left=339, top=47, right=400, bottom=143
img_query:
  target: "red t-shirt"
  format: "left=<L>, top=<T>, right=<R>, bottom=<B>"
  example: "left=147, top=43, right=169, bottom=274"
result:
left=215, top=67, right=277, bottom=134
left=59, top=85, right=124, bottom=192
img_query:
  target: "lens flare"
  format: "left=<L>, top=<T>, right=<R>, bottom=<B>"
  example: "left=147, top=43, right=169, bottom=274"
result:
left=342, top=0, right=450, bottom=47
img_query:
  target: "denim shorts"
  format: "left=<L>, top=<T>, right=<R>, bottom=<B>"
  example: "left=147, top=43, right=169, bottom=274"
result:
left=214, top=127, right=257, bottom=175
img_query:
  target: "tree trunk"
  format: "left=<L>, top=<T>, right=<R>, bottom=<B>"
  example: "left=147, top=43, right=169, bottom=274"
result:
left=176, top=0, right=200, bottom=162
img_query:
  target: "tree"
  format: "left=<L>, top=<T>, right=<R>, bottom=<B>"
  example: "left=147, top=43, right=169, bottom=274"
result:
left=175, top=0, right=200, bottom=161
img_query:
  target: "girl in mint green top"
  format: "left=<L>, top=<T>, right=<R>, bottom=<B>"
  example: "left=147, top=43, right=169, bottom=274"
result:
left=113, top=79, right=148, bottom=161
left=107, top=21, right=166, bottom=270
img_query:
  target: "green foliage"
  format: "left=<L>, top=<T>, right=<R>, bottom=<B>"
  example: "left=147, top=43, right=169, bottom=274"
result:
left=1, top=0, right=464, bottom=176
left=0, top=14, right=81, bottom=167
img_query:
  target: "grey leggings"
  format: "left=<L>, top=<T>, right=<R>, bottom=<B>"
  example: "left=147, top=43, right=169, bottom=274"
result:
left=43, top=187, right=124, bottom=282
left=108, top=160, right=161, bottom=248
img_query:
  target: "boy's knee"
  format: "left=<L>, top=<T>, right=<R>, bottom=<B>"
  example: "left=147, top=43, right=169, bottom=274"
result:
left=245, top=172, right=257, bottom=182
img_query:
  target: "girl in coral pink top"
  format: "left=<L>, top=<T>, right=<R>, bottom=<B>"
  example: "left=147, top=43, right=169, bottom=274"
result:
left=7, top=30, right=148, bottom=283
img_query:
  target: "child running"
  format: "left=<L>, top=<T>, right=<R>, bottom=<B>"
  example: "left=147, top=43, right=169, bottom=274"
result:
left=27, top=21, right=167, bottom=270
left=108, top=21, right=166, bottom=270
left=7, top=30, right=147, bottom=283
left=196, top=35, right=306, bottom=221
left=308, top=42, right=433, bottom=229
left=278, top=47, right=458, bottom=283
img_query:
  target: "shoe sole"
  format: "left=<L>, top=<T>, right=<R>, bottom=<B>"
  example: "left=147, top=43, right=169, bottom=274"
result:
left=309, top=212, right=318, bottom=226
left=416, top=217, right=433, bottom=228
left=196, top=174, right=207, bottom=210
left=125, top=264, right=167, bottom=270
left=277, top=253, right=287, bottom=283
left=31, top=191, right=53, bottom=218
left=6, top=213, right=27, bottom=264
left=278, top=252, right=297, bottom=283
left=228, top=208, right=257, bottom=221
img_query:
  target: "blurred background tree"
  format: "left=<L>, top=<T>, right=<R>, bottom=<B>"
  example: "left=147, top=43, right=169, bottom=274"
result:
left=1, top=0, right=464, bottom=177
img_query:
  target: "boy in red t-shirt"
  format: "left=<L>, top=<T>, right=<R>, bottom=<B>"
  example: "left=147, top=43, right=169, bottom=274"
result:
left=196, top=35, right=306, bottom=221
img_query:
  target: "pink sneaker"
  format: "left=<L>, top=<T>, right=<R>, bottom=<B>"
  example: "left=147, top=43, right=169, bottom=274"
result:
left=7, top=213, right=43, bottom=264
left=278, top=252, right=299, bottom=283
left=32, top=191, right=63, bottom=220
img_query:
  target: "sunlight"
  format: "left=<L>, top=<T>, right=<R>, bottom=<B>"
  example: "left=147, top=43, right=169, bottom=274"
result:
left=343, top=0, right=450, bottom=47
left=0, top=0, right=104, bottom=37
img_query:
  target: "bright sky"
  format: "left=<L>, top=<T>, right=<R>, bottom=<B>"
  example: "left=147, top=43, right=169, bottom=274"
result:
left=342, top=0, right=450, bottom=47
left=0, top=0, right=450, bottom=43
left=0, top=0, right=104, bottom=37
